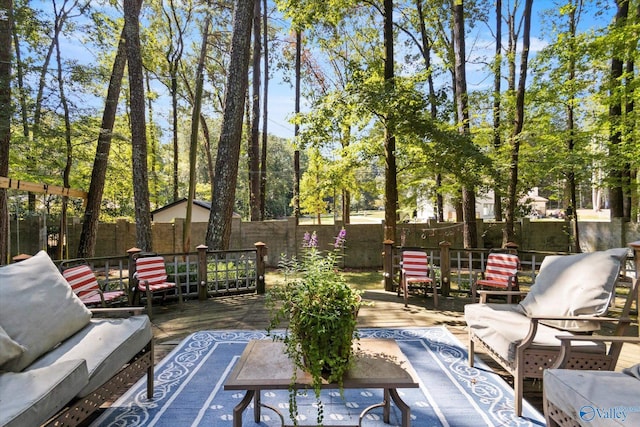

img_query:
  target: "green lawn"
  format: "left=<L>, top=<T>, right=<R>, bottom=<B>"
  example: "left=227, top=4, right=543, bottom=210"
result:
left=298, top=210, right=385, bottom=225
left=265, top=269, right=384, bottom=291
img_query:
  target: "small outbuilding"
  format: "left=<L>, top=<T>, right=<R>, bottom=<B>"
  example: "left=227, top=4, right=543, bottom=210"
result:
left=151, top=199, right=241, bottom=223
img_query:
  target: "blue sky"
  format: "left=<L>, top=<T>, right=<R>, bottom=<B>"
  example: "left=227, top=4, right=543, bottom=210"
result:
left=267, top=0, right=616, bottom=138
left=46, top=0, right=616, bottom=141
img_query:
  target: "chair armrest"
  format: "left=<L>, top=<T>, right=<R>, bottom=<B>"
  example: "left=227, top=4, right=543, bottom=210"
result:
left=553, top=334, right=640, bottom=368
left=516, top=316, right=631, bottom=352
left=478, top=290, right=528, bottom=296
left=478, top=290, right=528, bottom=303
left=529, top=315, right=630, bottom=323
left=555, top=335, right=640, bottom=344
left=90, top=307, right=146, bottom=317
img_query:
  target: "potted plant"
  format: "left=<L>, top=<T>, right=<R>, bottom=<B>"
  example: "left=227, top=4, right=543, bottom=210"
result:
left=266, top=229, right=363, bottom=426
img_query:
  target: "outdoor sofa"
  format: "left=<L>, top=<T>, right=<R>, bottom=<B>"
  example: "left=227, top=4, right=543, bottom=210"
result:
left=0, top=251, right=154, bottom=427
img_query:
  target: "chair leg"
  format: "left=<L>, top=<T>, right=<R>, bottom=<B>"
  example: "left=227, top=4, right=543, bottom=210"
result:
left=402, top=278, right=408, bottom=308
left=432, top=282, right=438, bottom=308
left=175, top=275, right=184, bottom=308
left=145, top=283, right=153, bottom=319
left=146, top=340, right=155, bottom=399
left=514, top=368, right=524, bottom=417
left=468, top=336, right=475, bottom=367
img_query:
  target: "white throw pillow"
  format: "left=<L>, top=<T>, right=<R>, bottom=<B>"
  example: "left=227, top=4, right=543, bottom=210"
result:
left=0, top=325, right=26, bottom=368
left=0, top=251, right=92, bottom=371
left=518, top=248, right=627, bottom=331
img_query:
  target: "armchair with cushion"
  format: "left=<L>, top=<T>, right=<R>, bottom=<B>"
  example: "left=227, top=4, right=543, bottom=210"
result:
left=464, top=247, right=637, bottom=417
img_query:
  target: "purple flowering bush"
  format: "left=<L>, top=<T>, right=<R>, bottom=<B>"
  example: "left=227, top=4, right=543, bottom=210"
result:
left=266, top=228, right=362, bottom=426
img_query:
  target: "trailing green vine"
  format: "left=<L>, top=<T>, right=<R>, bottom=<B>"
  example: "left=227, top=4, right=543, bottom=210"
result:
left=266, top=229, right=363, bottom=426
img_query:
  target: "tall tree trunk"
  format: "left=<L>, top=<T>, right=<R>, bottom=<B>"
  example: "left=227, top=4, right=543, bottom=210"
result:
left=124, top=0, right=152, bottom=251
left=206, top=0, right=254, bottom=250
left=259, top=0, right=268, bottom=220
left=145, top=68, right=158, bottom=209
left=185, top=16, right=210, bottom=253
left=171, top=71, right=179, bottom=202
left=623, top=55, right=633, bottom=219
left=293, top=29, right=301, bottom=223
left=77, top=11, right=135, bottom=258
left=341, top=124, right=351, bottom=224
left=453, top=0, right=477, bottom=248
left=249, top=0, right=261, bottom=221
left=12, top=22, right=28, bottom=140
left=626, top=4, right=638, bottom=221
left=567, top=2, right=581, bottom=252
left=493, top=0, right=503, bottom=222
left=163, top=0, right=187, bottom=203
left=504, top=0, right=533, bottom=244
left=415, top=0, right=442, bottom=222
left=622, top=4, right=636, bottom=220
left=200, top=113, right=214, bottom=185
left=608, top=0, right=628, bottom=219
left=55, top=24, right=71, bottom=260
left=30, top=1, right=78, bottom=212
left=383, top=0, right=398, bottom=242
left=0, top=0, right=12, bottom=265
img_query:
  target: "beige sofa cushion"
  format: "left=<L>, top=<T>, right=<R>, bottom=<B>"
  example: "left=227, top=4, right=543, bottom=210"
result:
left=0, top=360, right=88, bottom=427
left=27, top=315, right=152, bottom=397
left=0, top=325, right=26, bottom=367
left=544, top=368, right=640, bottom=426
left=464, top=303, right=605, bottom=365
left=518, top=248, right=627, bottom=331
left=0, top=251, right=92, bottom=372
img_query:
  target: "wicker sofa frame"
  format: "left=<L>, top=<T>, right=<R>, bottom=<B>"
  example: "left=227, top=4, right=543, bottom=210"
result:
left=44, top=307, right=155, bottom=427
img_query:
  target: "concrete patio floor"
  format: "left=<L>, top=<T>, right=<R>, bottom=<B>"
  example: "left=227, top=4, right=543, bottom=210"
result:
left=146, top=287, right=639, bottom=417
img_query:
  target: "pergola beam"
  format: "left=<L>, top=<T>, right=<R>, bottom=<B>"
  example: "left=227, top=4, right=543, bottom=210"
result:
left=0, top=177, right=88, bottom=199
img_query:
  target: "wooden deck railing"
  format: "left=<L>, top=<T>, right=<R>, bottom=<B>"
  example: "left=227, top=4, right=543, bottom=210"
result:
left=58, top=240, right=638, bottom=310
left=57, top=242, right=268, bottom=303
left=382, top=241, right=638, bottom=298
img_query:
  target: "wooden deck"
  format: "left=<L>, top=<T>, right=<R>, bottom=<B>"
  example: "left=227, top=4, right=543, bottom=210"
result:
left=147, top=288, right=639, bottom=416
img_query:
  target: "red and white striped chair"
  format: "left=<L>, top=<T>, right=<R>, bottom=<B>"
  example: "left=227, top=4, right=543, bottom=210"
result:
left=472, top=252, right=520, bottom=302
left=398, top=250, right=438, bottom=308
left=63, top=264, right=126, bottom=307
left=134, top=256, right=181, bottom=317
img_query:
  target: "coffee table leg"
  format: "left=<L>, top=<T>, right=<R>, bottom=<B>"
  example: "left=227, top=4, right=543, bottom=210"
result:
left=254, top=389, right=261, bottom=422
left=383, top=389, right=391, bottom=423
left=388, top=388, right=411, bottom=427
left=234, top=390, right=254, bottom=427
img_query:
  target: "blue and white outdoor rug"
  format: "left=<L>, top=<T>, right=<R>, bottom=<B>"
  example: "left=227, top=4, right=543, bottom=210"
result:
left=91, top=327, right=545, bottom=426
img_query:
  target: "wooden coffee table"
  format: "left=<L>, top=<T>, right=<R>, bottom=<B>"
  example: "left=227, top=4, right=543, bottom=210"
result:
left=224, top=338, right=420, bottom=427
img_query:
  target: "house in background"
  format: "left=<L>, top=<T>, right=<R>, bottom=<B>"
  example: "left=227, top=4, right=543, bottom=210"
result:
left=151, top=199, right=241, bottom=223
left=522, top=187, right=549, bottom=218
left=416, top=188, right=548, bottom=221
